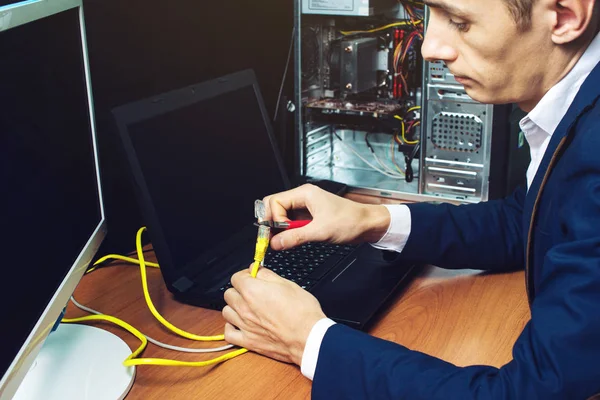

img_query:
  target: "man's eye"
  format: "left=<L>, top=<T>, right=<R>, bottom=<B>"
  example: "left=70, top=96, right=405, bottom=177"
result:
left=448, top=19, right=469, bottom=32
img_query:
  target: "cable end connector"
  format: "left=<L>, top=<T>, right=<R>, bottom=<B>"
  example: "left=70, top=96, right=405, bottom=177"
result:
left=251, top=224, right=270, bottom=278
left=254, top=225, right=270, bottom=263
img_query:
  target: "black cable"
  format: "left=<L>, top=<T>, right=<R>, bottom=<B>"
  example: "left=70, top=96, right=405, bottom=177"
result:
left=404, top=142, right=420, bottom=183
left=333, top=129, right=343, bottom=142
left=274, top=26, right=296, bottom=122
left=365, top=132, right=375, bottom=153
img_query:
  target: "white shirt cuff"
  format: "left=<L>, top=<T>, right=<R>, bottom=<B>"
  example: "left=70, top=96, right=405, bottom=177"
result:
left=369, top=204, right=412, bottom=253
left=300, top=317, right=336, bottom=381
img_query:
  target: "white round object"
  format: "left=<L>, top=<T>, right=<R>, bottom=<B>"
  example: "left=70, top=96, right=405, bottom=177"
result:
left=13, top=324, right=135, bottom=400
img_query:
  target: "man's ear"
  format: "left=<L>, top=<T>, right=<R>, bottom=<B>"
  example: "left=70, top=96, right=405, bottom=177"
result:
left=551, top=0, right=596, bottom=44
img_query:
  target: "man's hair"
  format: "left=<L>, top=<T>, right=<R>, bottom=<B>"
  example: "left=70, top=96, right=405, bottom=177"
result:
left=503, top=0, right=599, bottom=32
left=502, top=0, right=535, bottom=30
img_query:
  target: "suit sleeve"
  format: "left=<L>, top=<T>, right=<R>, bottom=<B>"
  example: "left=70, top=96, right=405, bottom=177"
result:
left=400, top=186, right=526, bottom=271
left=311, top=184, right=600, bottom=399
left=312, top=249, right=600, bottom=400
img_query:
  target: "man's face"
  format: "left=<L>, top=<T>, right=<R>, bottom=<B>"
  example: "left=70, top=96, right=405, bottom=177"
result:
left=422, top=0, right=554, bottom=110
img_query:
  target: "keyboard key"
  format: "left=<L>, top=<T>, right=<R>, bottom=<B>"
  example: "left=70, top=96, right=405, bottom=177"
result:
left=220, top=242, right=356, bottom=292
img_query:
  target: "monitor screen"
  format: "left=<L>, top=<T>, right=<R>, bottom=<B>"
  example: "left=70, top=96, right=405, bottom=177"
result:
left=126, top=84, right=287, bottom=270
left=0, top=5, right=102, bottom=380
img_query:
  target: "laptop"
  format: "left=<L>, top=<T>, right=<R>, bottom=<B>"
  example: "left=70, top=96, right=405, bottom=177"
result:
left=112, top=69, right=416, bottom=329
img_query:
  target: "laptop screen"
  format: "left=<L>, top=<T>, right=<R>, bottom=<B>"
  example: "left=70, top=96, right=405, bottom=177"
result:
left=126, top=83, right=288, bottom=270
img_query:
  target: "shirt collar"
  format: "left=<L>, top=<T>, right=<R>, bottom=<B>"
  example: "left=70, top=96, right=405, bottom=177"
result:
left=521, top=32, right=600, bottom=136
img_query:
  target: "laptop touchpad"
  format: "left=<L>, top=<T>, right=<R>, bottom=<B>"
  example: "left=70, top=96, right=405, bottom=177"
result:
left=312, top=246, right=413, bottom=327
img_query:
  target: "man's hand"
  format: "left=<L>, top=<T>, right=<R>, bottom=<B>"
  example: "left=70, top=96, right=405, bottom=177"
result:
left=222, top=266, right=326, bottom=366
left=263, top=184, right=390, bottom=251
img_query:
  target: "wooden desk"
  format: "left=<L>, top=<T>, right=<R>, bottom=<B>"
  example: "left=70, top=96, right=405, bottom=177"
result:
left=66, top=195, right=531, bottom=399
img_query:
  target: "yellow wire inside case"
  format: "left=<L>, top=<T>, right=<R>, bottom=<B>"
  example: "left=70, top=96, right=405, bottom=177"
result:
left=63, top=224, right=270, bottom=367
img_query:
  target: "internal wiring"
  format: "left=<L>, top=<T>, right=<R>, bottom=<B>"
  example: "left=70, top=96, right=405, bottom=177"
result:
left=393, top=116, right=407, bottom=144
left=395, top=115, right=419, bottom=145
left=404, top=141, right=421, bottom=183
left=399, top=31, right=419, bottom=66
left=334, top=130, right=404, bottom=179
left=400, top=0, right=425, bottom=37
left=399, top=73, right=410, bottom=96
left=373, top=149, right=404, bottom=177
left=69, top=296, right=235, bottom=354
left=393, top=42, right=402, bottom=73
left=393, top=28, right=423, bottom=95
left=340, top=20, right=421, bottom=35
left=390, top=137, right=405, bottom=175
left=402, top=128, right=419, bottom=145
left=394, top=129, right=404, bottom=146
left=405, top=120, right=421, bottom=144
left=406, top=105, right=421, bottom=114
left=366, top=133, right=405, bottom=177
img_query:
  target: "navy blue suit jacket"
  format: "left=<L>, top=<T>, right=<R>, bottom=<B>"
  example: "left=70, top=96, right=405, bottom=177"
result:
left=312, top=60, right=600, bottom=399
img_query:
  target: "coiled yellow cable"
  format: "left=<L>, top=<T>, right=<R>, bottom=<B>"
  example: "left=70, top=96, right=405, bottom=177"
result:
left=133, top=228, right=225, bottom=341
left=62, top=225, right=269, bottom=367
left=62, top=314, right=147, bottom=359
left=86, top=254, right=159, bottom=274
left=62, top=312, right=249, bottom=367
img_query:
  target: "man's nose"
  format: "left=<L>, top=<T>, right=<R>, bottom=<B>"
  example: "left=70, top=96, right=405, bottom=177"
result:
left=421, top=22, right=458, bottom=63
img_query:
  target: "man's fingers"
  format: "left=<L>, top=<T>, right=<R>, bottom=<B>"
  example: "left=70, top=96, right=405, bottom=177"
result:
left=230, top=269, right=252, bottom=290
left=222, top=305, right=245, bottom=330
left=270, top=225, right=322, bottom=251
left=223, top=287, right=246, bottom=313
left=262, top=195, right=273, bottom=221
left=255, top=267, right=285, bottom=282
left=264, top=185, right=313, bottom=223
left=224, top=322, right=245, bottom=347
left=276, top=228, right=308, bottom=250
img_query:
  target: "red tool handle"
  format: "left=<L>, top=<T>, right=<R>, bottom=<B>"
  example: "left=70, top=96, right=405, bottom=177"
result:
left=286, top=220, right=311, bottom=229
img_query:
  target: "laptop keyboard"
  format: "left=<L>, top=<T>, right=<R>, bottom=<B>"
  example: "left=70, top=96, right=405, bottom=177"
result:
left=219, top=242, right=356, bottom=292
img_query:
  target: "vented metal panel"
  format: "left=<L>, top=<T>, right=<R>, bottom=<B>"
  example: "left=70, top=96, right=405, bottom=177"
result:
left=428, top=60, right=459, bottom=85
left=431, top=112, right=483, bottom=153
left=421, top=87, right=495, bottom=201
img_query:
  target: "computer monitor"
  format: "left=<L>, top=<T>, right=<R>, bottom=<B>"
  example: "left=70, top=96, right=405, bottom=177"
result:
left=0, top=1, right=133, bottom=399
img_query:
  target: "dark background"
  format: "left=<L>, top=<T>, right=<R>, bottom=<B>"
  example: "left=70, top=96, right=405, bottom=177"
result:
left=83, top=0, right=295, bottom=255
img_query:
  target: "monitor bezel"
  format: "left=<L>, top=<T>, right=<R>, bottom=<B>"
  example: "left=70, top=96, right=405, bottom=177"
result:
left=0, top=1, right=107, bottom=398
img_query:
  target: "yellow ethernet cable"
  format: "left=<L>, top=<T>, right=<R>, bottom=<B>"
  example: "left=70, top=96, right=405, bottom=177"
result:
left=86, top=254, right=160, bottom=274
left=63, top=200, right=272, bottom=368
left=63, top=311, right=249, bottom=368
left=132, top=228, right=226, bottom=341
left=251, top=224, right=270, bottom=278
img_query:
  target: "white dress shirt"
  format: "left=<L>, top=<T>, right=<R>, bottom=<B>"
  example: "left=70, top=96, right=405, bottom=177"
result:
left=300, top=32, right=600, bottom=381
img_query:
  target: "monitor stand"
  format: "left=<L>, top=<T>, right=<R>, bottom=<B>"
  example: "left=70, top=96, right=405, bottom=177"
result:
left=13, top=324, right=135, bottom=400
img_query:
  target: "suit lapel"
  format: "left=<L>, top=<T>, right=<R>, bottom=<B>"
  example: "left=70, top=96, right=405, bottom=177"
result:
left=522, top=60, right=600, bottom=303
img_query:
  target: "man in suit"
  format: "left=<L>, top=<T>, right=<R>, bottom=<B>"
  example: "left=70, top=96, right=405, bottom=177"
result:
left=222, top=0, right=600, bottom=398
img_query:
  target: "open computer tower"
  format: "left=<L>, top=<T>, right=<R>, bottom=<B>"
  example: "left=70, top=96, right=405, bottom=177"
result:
left=293, top=0, right=529, bottom=203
